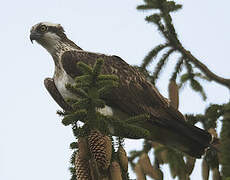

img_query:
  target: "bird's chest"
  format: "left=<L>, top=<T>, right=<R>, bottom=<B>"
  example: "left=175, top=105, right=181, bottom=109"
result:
left=54, top=68, right=114, bottom=116
left=54, top=70, right=76, bottom=100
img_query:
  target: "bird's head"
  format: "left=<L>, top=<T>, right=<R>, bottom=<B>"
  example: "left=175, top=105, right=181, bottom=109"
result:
left=30, top=22, right=81, bottom=55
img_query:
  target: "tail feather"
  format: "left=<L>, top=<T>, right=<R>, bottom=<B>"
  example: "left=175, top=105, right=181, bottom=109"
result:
left=141, top=115, right=212, bottom=158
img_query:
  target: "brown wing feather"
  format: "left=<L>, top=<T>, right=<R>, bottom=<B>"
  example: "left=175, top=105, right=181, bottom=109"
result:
left=61, top=50, right=211, bottom=157
left=44, top=78, right=72, bottom=111
left=62, top=51, right=169, bottom=115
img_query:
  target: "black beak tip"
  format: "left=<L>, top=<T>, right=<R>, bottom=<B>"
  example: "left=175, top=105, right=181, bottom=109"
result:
left=30, top=34, right=34, bottom=44
left=30, top=37, right=34, bottom=44
left=30, top=32, right=41, bottom=44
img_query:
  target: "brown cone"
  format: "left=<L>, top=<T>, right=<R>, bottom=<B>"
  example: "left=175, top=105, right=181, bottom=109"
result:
left=78, top=137, right=89, bottom=159
left=151, top=141, right=161, bottom=148
left=160, top=149, right=168, bottom=164
left=134, top=163, right=146, bottom=180
left=208, top=128, right=218, bottom=138
left=75, top=153, right=91, bottom=180
left=170, top=165, right=177, bottom=179
left=185, top=155, right=196, bottom=175
left=139, top=153, right=162, bottom=180
left=109, top=161, right=122, bottom=180
left=118, top=146, right=128, bottom=172
left=153, top=165, right=164, bottom=180
left=88, top=130, right=111, bottom=170
left=168, top=80, right=179, bottom=109
left=212, top=168, right=221, bottom=180
left=152, top=142, right=168, bottom=164
left=202, top=159, right=209, bottom=180
left=104, top=136, right=112, bottom=169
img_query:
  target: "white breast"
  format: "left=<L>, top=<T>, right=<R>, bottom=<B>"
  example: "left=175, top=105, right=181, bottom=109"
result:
left=54, top=70, right=76, bottom=100
left=54, top=69, right=113, bottom=116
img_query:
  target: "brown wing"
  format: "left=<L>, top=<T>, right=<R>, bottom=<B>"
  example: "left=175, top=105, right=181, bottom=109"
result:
left=61, top=50, right=211, bottom=157
left=61, top=51, right=170, bottom=115
left=44, top=78, right=72, bottom=111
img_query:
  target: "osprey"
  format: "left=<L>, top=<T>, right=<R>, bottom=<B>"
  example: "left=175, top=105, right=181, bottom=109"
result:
left=30, top=22, right=212, bottom=158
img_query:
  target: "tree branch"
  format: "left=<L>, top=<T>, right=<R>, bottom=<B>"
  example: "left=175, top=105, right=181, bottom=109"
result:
left=179, top=46, right=230, bottom=89
left=158, top=6, right=230, bottom=89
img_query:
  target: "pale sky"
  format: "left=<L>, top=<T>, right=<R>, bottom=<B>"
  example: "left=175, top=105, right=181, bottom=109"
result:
left=0, top=0, right=229, bottom=180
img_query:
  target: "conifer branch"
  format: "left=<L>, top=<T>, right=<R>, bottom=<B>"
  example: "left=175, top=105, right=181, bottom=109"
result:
left=139, top=0, right=230, bottom=89
left=180, top=47, right=230, bottom=88
left=152, top=48, right=175, bottom=84
left=77, top=62, right=93, bottom=75
left=170, top=56, right=184, bottom=81
left=62, top=110, right=87, bottom=126
left=220, top=103, right=230, bottom=179
left=141, top=43, right=170, bottom=69
left=136, top=1, right=230, bottom=179
left=66, top=84, right=88, bottom=98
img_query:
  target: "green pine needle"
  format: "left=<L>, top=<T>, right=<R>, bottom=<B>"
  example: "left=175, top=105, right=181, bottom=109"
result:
left=104, top=116, right=151, bottom=139
left=97, top=74, right=119, bottom=81
left=145, top=14, right=161, bottom=23
left=70, top=142, right=78, bottom=149
left=180, top=73, right=190, bottom=83
left=152, top=48, right=175, bottom=84
left=125, top=114, right=150, bottom=124
left=137, top=4, right=159, bottom=10
left=72, top=98, right=89, bottom=110
left=70, top=150, right=77, bottom=165
left=93, top=99, right=105, bottom=108
left=65, top=84, right=88, bottom=98
left=98, top=86, right=115, bottom=98
left=141, top=43, right=169, bottom=69
left=190, top=79, right=207, bottom=100
left=163, top=1, right=182, bottom=12
left=170, top=56, right=184, bottom=81
left=74, top=75, right=91, bottom=83
left=96, top=79, right=119, bottom=88
left=93, top=58, right=104, bottom=78
left=75, top=82, right=91, bottom=89
left=62, top=109, right=87, bottom=126
left=77, top=61, right=93, bottom=75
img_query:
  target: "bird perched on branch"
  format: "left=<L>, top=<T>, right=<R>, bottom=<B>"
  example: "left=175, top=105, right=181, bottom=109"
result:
left=30, top=22, right=212, bottom=158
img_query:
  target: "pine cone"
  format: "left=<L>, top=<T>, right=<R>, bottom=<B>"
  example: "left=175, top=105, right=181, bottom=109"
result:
left=75, top=153, right=91, bottom=180
left=88, top=130, right=111, bottom=170
left=159, top=149, right=168, bottom=164
left=212, top=168, right=221, bottom=180
left=208, top=128, right=218, bottom=138
left=152, top=142, right=168, bottom=164
left=151, top=141, right=161, bottom=148
left=134, top=163, right=146, bottom=180
left=168, top=80, right=179, bottom=109
left=78, top=137, right=89, bottom=159
left=185, top=156, right=196, bottom=175
left=118, top=146, right=128, bottom=172
left=170, top=165, right=177, bottom=179
left=202, top=159, right=209, bottom=180
left=139, top=153, right=162, bottom=180
left=109, top=161, right=122, bottom=180
left=104, top=136, right=112, bottom=169
left=139, top=153, right=153, bottom=175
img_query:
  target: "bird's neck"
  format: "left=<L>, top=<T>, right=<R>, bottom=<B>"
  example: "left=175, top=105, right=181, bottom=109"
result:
left=46, top=39, right=81, bottom=73
left=50, top=42, right=77, bottom=60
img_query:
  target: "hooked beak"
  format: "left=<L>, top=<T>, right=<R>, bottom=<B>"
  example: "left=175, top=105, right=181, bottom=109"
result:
left=30, top=31, right=42, bottom=44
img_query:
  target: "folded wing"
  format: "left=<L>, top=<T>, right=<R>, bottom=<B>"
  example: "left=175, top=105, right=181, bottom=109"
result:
left=61, top=50, right=211, bottom=157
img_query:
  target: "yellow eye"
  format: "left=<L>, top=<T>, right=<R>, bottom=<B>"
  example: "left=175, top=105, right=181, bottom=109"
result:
left=40, top=25, right=47, bottom=32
